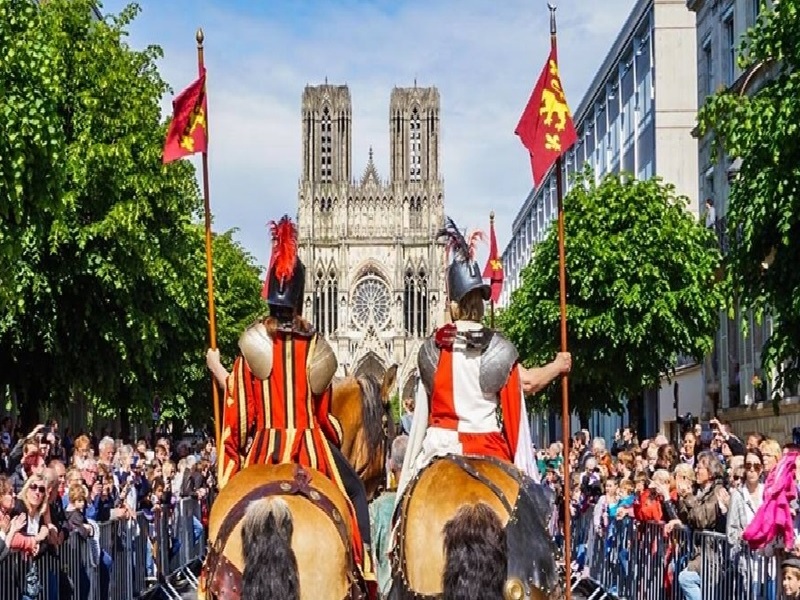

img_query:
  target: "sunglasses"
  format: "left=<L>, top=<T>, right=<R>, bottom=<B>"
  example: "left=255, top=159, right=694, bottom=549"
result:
left=29, top=485, right=46, bottom=494
left=745, top=462, right=762, bottom=471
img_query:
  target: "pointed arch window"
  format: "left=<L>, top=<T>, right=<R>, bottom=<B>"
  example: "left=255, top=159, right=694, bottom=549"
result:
left=326, top=270, right=338, bottom=334
left=321, top=107, right=332, bottom=183
left=409, top=196, right=423, bottom=229
left=314, top=268, right=338, bottom=336
left=410, top=107, right=421, bottom=182
left=404, top=266, right=428, bottom=336
left=314, top=269, right=324, bottom=333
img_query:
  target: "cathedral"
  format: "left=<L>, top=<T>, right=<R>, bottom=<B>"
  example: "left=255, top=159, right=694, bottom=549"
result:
left=297, top=83, right=446, bottom=401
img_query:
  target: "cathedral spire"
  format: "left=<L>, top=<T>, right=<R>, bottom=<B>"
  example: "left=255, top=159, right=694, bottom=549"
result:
left=360, top=146, right=380, bottom=186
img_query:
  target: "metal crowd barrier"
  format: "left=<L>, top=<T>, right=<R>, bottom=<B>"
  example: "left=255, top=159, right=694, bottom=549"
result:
left=571, top=509, right=782, bottom=600
left=0, top=497, right=207, bottom=600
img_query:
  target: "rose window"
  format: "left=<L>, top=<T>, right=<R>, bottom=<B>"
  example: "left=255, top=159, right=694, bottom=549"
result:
left=352, top=276, right=391, bottom=331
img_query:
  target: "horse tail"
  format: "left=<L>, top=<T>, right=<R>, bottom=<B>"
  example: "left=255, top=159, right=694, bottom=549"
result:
left=442, top=502, right=508, bottom=600
left=241, top=497, right=300, bottom=600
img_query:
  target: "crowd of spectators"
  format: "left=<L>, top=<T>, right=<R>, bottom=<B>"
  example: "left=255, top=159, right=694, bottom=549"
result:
left=537, top=419, right=800, bottom=600
left=0, top=416, right=216, bottom=577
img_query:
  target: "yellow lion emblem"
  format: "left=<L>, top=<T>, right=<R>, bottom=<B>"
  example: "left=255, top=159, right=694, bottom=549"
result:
left=539, top=88, right=570, bottom=132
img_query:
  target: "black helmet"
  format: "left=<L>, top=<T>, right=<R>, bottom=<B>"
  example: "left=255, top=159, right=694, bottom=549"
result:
left=263, top=215, right=305, bottom=315
left=437, top=217, right=490, bottom=304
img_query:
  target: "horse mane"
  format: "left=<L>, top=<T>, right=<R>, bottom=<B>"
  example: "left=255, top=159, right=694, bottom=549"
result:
left=442, top=502, right=507, bottom=600
left=241, top=497, right=300, bottom=600
left=355, top=374, right=392, bottom=456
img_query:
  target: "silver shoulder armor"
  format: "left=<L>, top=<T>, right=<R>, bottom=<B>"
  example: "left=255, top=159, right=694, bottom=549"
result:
left=238, top=321, right=273, bottom=380
left=308, top=335, right=338, bottom=395
left=479, top=332, right=519, bottom=395
left=417, top=337, right=440, bottom=395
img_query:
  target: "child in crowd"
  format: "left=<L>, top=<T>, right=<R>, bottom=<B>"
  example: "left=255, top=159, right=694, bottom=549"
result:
left=64, top=483, right=93, bottom=538
left=783, top=557, right=800, bottom=600
left=616, top=479, right=636, bottom=518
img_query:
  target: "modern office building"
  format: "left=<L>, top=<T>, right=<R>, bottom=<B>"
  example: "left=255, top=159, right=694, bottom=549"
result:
left=500, top=0, right=700, bottom=444
left=686, top=0, right=798, bottom=438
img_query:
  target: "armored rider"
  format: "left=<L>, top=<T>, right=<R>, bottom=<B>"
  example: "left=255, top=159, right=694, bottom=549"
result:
left=398, top=217, right=571, bottom=494
left=205, top=215, right=376, bottom=598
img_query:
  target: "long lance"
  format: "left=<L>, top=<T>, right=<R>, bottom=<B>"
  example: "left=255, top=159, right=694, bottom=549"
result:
left=549, top=4, right=574, bottom=598
left=195, top=28, right=222, bottom=456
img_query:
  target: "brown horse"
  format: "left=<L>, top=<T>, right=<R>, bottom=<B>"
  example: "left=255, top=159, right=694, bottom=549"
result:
left=331, top=365, right=397, bottom=500
left=201, top=368, right=396, bottom=600
left=390, top=456, right=563, bottom=600
left=202, top=463, right=358, bottom=600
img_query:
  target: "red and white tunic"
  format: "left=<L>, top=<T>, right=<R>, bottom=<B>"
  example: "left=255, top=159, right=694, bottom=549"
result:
left=400, top=321, right=538, bottom=493
left=427, top=333, right=513, bottom=460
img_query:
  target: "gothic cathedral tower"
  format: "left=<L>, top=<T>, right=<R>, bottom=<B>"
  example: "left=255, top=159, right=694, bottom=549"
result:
left=297, top=83, right=445, bottom=401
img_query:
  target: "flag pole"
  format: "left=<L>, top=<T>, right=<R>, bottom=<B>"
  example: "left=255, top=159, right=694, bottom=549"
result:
left=196, top=28, right=221, bottom=454
left=489, top=211, right=496, bottom=328
left=549, top=4, right=573, bottom=596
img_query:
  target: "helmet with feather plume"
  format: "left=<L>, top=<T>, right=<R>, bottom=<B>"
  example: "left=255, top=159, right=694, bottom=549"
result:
left=262, top=215, right=306, bottom=314
left=437, top=216, right=489, bottom=304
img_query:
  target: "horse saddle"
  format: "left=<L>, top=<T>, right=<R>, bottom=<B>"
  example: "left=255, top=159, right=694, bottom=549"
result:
left=203, top=464, right=365, bottom=600
left=390, top=454, right=559, bottom=600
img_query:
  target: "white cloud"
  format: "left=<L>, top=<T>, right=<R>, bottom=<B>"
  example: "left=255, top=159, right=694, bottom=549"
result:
left=104, top=0, right=638, bottom=267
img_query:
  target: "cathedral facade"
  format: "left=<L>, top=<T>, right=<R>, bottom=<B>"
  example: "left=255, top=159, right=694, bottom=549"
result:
left=297, top=83, right=446, bottom=401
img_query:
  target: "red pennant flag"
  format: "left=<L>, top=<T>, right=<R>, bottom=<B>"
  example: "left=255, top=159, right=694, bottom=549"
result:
left=482, top=217, right=504, bottom=303
left=162, top=70, right=208, bottom=164
left=514, top=47, right=577, bottom=186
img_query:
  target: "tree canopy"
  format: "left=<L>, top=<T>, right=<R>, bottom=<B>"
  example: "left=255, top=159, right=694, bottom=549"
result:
left=164, top=228, right=266, bottom=427
left=499, top=170, right=723, bottom=418
left=0, top=0, right=264, bottom=429
left=697, top=3, right=800, bottom=396
left=0, top=0, right=66, bottom=294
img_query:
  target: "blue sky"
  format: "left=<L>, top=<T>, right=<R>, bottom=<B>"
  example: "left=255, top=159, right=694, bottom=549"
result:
left=102, top=0, right=638, bottom=269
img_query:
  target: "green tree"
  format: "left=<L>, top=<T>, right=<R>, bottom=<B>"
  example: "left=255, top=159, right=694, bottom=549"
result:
left=163, top=227, right=266, bottom=429
left=0, top=0, right=205, bottom=427
left=0, top=0, right=66, bottom=304
left=499, top=170, right=722, bottom=422
left=697, top=3, right=800, bottom=397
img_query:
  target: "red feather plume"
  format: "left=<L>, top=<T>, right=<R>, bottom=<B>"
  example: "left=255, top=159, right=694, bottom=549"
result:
left=465, top=229, right=486, bottom=261
left=268, top=215, right=298, bottom=283
left=437, top=217, right=486, bottom=263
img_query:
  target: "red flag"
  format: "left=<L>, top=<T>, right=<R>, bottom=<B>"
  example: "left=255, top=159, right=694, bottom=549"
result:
left=162, top=70, right=208, bottom=164
left=514, top=47, right=577, bottom=186
left=482, top=217, right=504, bottom=303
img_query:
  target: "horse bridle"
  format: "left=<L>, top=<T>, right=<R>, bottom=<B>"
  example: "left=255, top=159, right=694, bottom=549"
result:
left=205, top=465, right=366, bottom=600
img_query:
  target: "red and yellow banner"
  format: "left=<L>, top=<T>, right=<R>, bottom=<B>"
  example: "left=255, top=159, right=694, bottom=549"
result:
left=162, top=69, right=208, bottom=164
left=482, top=217, right=504, bottom=303
left=514, top=47, right=577, bottom=186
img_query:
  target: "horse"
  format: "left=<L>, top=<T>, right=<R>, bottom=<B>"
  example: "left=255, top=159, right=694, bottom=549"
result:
left=201, top=367, right=397, bottom=600
left=331, top=364, right=398, bottom=500
left=389, top=455, right=563, bottom=600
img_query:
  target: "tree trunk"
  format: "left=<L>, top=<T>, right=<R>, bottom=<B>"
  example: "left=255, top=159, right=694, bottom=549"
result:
left=171, top=418, right=185, bottom=441
left=18, top=384, right=42, bottom=432
left=119, top=405, right=131, bottom=442
left=627, top=392, right=645, bottom=442
left=577, top=409, right=590, bottom=431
